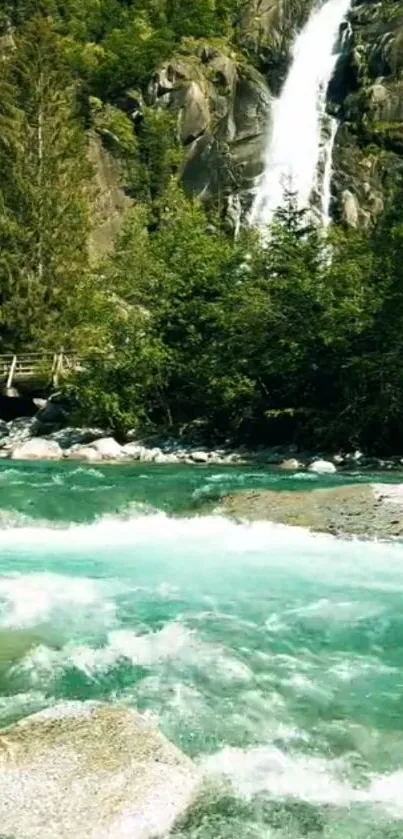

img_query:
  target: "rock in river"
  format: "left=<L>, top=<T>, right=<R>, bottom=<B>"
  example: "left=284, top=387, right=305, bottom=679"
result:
left=308, top=459, right=337, bottom=475
left=10, top=438, right=62, bottom=461
left=0, top=702, right=199, bottom=839
left=89, top=437, right=122, bottom=460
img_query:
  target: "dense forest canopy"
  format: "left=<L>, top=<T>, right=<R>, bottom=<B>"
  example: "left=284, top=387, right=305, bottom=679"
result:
left=1, top=1, right=403, bottom=452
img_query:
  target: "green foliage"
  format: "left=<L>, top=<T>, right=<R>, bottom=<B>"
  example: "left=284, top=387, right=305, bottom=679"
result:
left=0, top=16, right=93, bottom=351
left=72, top=180, right=403, bottom=452
left=6, top=0, right=243, bottom=98
left=136, top=108, right=182, bottom=202
left=6, top=3, right=403, bottom=454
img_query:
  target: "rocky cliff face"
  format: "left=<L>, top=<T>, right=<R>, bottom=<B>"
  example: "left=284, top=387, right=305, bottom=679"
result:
left=239, top=0, right=315, bottom=93
left=88, top=133, right=133, bottom=260
left=331, top=0, right=403, bottom=226
left=146, top=43, right=271, bottom=225
left=91, top=0, right=403, bottom=238
left=143, top=1, right=315, bottom=226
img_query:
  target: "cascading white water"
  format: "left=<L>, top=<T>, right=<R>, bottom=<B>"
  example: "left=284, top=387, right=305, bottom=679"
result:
left=250, top=0, right=352, bottom=229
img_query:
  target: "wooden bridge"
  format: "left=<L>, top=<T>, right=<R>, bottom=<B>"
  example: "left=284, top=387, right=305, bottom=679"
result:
left=0, top=352, right=82, bottom=393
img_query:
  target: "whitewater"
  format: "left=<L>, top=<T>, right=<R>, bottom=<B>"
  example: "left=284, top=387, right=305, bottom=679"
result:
left=251, top=0, right=352, bottom=228
left=1, top=460, right=403, bottom=836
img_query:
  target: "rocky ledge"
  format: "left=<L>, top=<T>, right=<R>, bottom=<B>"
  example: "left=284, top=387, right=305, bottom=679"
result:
left=223, top=484, right=403, bottom=539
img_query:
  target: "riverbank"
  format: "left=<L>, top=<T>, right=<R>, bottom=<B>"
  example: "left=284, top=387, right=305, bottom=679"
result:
left=3, top=415, right=403, bottom=473
left=222, top=484, right=403, bottom=539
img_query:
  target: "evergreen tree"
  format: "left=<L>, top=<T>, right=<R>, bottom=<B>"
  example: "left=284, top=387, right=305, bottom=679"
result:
left=0, top=16, right=92, bottom=350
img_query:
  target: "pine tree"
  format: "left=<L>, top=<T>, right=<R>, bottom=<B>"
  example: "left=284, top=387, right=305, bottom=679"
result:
left=0, top=16, right=92, bottom=350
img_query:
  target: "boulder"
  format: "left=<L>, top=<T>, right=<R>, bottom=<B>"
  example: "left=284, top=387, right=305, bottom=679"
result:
left=121, top=443, right=145, bottom=460
left=0, top=702, right=199, bottom=839
left=308, top=459, right=337, bottom=475
left=204, top=454, right=221, bottom=465
left=49, top=427, right=107, bottom=450
left=341, top=189, right=359, bottom=228
left=33, top=397, right=48, bottom=411
left=154, top=452, right=179, bottom=464
left=190, top=451, right=209, bottom=463
left=279, top=458, right=301, bottom=470
left=11, top=438, right=62, bottom=461
left=34, top=394, right=69, bottom=426
left=221, top=452, right=246, bottom=464
left=140, top=447, right=162, bottom=463
left=90, top=437, right=122, bottom=460
left=6, top=416, right=38, bottom=444
left=333, top=454, right=345, bottom=465
left=65, top=446, right=102, bottom=463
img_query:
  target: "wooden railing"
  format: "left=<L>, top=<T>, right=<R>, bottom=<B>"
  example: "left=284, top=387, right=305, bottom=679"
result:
left=0, top=352, right=82, bottom=390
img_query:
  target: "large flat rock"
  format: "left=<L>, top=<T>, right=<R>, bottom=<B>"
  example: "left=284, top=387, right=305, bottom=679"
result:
left=0, top=702, right=199, bottom=838
left=223, top=484, right=403, bottom=539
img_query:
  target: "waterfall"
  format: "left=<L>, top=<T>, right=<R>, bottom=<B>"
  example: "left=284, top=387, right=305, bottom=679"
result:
left=250, top=0, right=352, bottom=230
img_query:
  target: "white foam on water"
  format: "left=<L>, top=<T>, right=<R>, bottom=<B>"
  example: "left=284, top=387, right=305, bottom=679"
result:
left=2, top=508, right=403, bottom=574
left=0, top=512, right=294, bottom=551
left=2, top=511, right=402, bottom=642
left=285, top=596, right=387, bottom=627
left=14, top=623, right=195, bottom=682
left=327, top=656, right=397, bottom=682
left=15, top=620, right=255, bottom=693
left=67, top=466, right=106, bottom=480
left=201, top=745, right=403, bottom=816
left=0, top=573, right=117, bottom=629
left=68, top=623, right=195, bottom=673
left=0, top=690, right=50, bottom=725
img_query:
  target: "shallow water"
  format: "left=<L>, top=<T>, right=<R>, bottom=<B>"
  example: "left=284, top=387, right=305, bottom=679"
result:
left=1, top=461, right=403, bottom=836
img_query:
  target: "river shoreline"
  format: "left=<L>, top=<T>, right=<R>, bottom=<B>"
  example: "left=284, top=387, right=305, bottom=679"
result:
left=2, top=417, right=403, bottom=541
left=2, top=416, right=403, bottom=472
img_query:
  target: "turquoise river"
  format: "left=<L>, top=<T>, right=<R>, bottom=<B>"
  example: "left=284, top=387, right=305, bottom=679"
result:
left=1, top=460, right=403, bottom=837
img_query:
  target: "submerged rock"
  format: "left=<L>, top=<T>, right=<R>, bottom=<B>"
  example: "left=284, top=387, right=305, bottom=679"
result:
left=11, top=438, right=62, bottom=461
left=0, top=702, right=199, bottom=839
